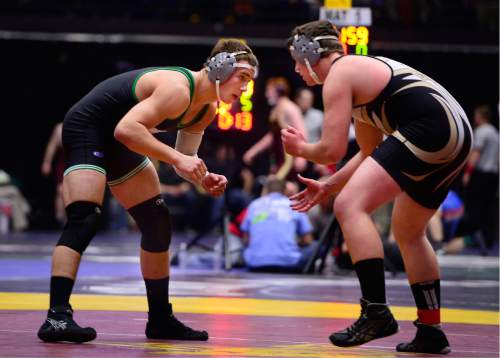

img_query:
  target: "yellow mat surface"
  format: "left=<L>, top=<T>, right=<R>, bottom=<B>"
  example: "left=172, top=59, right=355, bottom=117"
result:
left=0, top=292, right=497, bottom=325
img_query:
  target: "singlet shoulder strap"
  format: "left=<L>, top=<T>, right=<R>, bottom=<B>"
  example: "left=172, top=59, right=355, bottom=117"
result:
left=132, top=66, right=196, bottom=121
left=330, top=54, right=346, bottom=67
left=132, top=66, right=195, bottom=104
left=165, top=66, right=195, bottom=103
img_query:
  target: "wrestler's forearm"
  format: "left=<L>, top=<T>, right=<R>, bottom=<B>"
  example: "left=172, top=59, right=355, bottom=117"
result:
left=323, top=151, right=365, bottom=193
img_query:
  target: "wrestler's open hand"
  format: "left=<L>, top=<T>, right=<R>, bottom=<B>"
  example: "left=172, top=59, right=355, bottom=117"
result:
left=289, top=174, right=328, bottom=212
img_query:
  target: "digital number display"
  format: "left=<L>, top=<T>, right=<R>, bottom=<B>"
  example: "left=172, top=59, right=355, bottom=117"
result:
left=340, top=25, right=369, bottom=55
left=216, top=80, right=254, bottom=131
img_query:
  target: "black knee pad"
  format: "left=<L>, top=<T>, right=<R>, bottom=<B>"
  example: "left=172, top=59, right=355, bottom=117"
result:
left=57, top=201, right=102, bottom=254
left=128, top=195, right=171, bottom=252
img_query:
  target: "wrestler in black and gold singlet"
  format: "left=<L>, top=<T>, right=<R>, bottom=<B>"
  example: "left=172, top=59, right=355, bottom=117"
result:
left=337, top=55, right=473, bottom=208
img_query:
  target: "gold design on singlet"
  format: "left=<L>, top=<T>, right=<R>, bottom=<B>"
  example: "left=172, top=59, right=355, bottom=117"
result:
left=434, top=160, right=468, bottom=192
left=392, top=80, right=436, bottom=97
left=394, top=93, right=462, bottom=166
left=364, top=57, right=473, bottom=189
left=380, top=102, right=394, bottom=134
left=355, top=104, right=393, bottom=135
left=359, top=106, right=373, bottom=126
left=400, top=166, right=444, bottom=182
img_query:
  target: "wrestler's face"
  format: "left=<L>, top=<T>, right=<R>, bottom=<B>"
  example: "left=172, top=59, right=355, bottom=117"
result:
left=219, top=62, right=255, bottom=103
left=293, top=60, right=316, bottom=86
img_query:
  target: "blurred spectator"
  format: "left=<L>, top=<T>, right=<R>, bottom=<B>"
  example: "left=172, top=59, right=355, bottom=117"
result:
left=462, top=105, right=499, bottom=251
left=284, top=179, right=300, bottom=197
left=41, top=122, right=65, bottom=225
left=295, top=88, right=323, bottom=143
left=437, top=190, right=467, bottom=255
left=439, top=190, right=465, bottom=244
left=240, top=175, right=315, bottom=272
left=294, top=87, right=335, bottom=180
left=427, top=190, right=464, bottom=250
left=0, top=169, right=30, bottom=233
left=243, top=77, right=308, bottom=180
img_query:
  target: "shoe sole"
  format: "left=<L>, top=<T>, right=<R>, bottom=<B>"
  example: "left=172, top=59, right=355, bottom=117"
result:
left=146, top=335, right=209, bottom=341
left=146, top=330, right=209, bottom=341
left=38, top=331, right=97, bottom=343
left=396, top=345, right=451, bottom=354
left=330, top=325, right=400, bottom=348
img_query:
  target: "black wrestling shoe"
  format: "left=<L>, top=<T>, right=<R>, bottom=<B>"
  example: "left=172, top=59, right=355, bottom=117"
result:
left=37, top=305, right=97, bottom=343
left=329, top=298, right=399, bottom=347
left=396, top=320, right=451, bottom=354
left=146, top=304, right=209, bottom=341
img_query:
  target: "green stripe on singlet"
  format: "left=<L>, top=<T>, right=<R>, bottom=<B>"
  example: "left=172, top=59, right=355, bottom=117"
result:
left=131, top=66, right=195, bottom=104
left=131, top=67, right=195, bottom=123
left=176, top=103, right=209, bottom=129
left=63, top=164, right=106, bottom=177
left=106, top=157, right=151, bottom=187
left=131, top=66, right=209, bottom=129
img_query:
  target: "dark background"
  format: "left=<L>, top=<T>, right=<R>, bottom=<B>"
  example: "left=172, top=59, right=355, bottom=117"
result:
left=0, top=0, right=498, bottom=228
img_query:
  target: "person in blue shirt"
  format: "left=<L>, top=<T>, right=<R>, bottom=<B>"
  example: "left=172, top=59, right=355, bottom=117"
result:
left=240, top=176, right=315, bottom=272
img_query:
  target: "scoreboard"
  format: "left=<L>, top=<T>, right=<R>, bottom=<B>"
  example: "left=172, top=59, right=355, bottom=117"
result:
left=215, top=36, right=255, bottom=132
left=340, top=25, right=370, bottom=55
left=216, top=80, right=255, bottom=132
left=214, top=2, right=373, bottom=133
left=320, top=0, right=372, bottom=55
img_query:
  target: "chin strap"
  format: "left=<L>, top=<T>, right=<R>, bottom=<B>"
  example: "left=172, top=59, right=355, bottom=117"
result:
left=305, top=58, right=322, bottom=85
left=215, top=79, right=222, bottom=102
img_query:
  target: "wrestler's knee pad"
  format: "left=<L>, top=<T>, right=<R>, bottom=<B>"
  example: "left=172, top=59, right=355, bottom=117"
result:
left=128, top=195, right=171, bottom=252
left=57, top=201, right=102, bottom=254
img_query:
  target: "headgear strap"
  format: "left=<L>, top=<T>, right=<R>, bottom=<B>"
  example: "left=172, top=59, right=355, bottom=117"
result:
left=289, top=34, right=339, bottom=84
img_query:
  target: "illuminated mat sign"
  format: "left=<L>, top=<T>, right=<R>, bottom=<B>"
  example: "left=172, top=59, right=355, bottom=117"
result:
left=319, top=7, right=372, bottom=26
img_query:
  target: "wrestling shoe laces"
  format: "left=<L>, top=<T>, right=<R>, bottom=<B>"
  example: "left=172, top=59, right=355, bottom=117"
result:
left=329, top=298, right=399, bottom=347
left=37, top=304, right=97, bottom=343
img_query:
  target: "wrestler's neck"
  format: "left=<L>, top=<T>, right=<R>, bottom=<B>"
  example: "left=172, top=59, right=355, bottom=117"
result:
left=191, top=69, right=218, bottom=105
left=316, top=52, right=342, bottom=82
